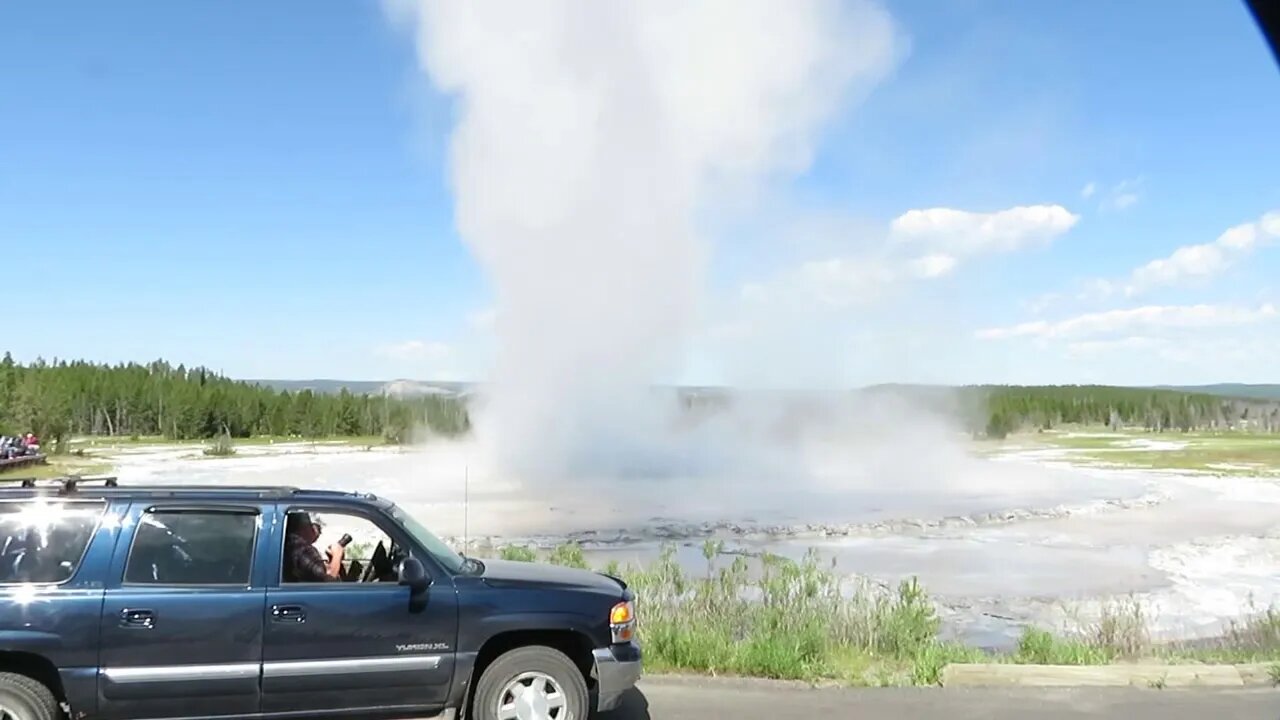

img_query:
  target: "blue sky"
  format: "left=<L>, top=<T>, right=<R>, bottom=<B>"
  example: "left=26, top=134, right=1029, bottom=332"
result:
left=2, top=1, right=1278, bottom=386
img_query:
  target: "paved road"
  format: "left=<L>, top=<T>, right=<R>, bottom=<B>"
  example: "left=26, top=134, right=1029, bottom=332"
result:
left=602, top=677, right=1278, bottom=719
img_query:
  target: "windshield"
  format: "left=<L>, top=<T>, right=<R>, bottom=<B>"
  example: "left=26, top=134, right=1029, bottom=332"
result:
left=388, top=504, right=468, bottom=575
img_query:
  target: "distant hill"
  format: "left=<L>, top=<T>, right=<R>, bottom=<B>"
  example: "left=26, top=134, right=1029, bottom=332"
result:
left=246, top=378, right=475, bottom=398
left=1155, top=384, right=1280, bottom=400
left=244, top=378, right=1280, bottom=404
left=248, top=379, right=385, bottom=395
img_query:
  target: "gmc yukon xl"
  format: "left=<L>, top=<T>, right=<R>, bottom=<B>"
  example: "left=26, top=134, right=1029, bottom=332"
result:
left=0, top=477, right=641, bottom=720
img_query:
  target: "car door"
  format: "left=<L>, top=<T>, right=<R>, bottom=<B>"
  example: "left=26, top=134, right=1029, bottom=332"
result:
left=96, top=501, right=270, bottom=720
left=260, top=502, right=459, bottom=716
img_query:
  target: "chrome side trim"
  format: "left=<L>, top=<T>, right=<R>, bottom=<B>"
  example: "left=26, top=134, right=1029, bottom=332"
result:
left=263, top=655, right=442, bottom=678
left=101, top=655, right=443, bottom=684
left=103, top=663, right=259, bottom=684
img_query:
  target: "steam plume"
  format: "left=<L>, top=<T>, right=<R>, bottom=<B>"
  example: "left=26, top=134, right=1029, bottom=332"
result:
left=389, top=1, right=900, bottom=480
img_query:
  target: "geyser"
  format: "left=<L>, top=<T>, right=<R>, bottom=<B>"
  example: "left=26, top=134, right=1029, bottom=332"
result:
left=388, top=0, right=901, bottom=482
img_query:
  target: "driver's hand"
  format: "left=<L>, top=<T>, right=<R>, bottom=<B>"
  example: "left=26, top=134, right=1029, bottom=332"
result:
left=327, top=543, right=346, bottom=561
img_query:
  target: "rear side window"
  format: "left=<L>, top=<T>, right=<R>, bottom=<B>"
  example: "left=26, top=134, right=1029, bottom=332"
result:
left=0, top=498, right=106, bottom=584
left=125, top=509, right=258, bottom=586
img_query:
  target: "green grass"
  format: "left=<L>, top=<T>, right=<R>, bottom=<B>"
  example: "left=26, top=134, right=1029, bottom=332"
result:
left=490, top=540, right=1280, bottom=685
left=0, top=454, right=114, bottom=481
left=548, top=541, right=588, bottom=569
left=1076, top=447, right=1280, bottom=475
left=71, top=434, right=386, bottom=448
left=202, top=435, right=238, bottom=457
left=1162, top=605, right=1280, bottom=664
left=1036, top=434, right=1138, bottom=450
left=1015, top=427, right=1280, bottom=475
left=1014, top=628, right=1113, bottom=665
left=498, top=545, right=538, bottom=562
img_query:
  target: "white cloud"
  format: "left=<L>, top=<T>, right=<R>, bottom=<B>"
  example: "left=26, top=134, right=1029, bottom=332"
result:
left=1023, top=292, right=1063, bottom=314
left=732, top=202, right=1079, bottom=320
left=1124, top=210, right=1279, bottom=295
left=1112, top=192, right=1138, bottom=210
left=741, top=256, right=897, bottom=310
left=374, top=340, right=454, bottom=361
left=1100, top=177, right=1143, bottom=212
left=1080, top=182, right=1096, bottom=199
left=908, top=253, right=957, bottom=278
left=890, top=204, right=1079, bottom=256
left=1032, top=210, right=1280, bottom=307
left=998, top=328, right=1280, bottom=380
left=1078, top=277, right=1119, bottom=300
left=977, top=302, right=1278, bottom=341
left=975, top=320, right=1049, bottom=341
left=1065, top=336, right=1160, bottom=358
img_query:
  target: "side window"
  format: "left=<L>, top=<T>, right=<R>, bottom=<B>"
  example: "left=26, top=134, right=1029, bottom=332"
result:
left=281, top=508, right=402, bottom=584
left=0, top=498, right=105, bottom=584
left=125, top=509, right=258, bottom=586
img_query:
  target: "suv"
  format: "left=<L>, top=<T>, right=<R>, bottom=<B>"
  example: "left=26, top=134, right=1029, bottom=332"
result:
left=0, top=477, right=642, bottom=720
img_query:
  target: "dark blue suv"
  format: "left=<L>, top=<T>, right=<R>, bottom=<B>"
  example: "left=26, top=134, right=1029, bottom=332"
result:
left=0, top=477, right=641, bottom=720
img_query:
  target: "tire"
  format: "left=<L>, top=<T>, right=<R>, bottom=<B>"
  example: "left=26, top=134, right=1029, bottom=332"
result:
left=0, top=672, right=59, bottom=720
left=472, top=646, right=589, bottom=720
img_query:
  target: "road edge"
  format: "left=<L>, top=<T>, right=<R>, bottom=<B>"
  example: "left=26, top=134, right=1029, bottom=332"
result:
left=938, top=662, right=1277, bottom=688
left=639, top=662, right=1278, bottom=690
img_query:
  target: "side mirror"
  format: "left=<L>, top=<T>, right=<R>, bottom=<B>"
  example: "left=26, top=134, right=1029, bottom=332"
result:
left=400, top=557, right=430, bottom=612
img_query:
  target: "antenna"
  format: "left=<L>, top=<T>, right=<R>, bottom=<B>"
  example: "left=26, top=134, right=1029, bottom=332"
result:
left=463, top=464, right=470, bottom=554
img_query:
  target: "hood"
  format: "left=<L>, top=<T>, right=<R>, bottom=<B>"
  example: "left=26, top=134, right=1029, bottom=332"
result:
left=474, top=558, right=625, bottom=595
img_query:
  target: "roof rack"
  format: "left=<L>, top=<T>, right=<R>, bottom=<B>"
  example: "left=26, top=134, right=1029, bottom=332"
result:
left=10, top=475, right=119, bottom=492
left=117, top=485, right=305, bottom=498
left=2, top=474, right=304, bottom=497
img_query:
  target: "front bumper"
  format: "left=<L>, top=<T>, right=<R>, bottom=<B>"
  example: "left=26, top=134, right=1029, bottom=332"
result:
left=592, top=641, right=642, bottom=713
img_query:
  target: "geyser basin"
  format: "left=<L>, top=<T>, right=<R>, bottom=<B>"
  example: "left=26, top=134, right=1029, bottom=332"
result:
left=110, top=440, right=1280, bottom=649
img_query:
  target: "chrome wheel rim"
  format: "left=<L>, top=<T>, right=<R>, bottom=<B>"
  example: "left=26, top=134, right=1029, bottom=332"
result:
left=496, top=671, right=569, bottom=720
left=0, top=702, right=23, bottom=720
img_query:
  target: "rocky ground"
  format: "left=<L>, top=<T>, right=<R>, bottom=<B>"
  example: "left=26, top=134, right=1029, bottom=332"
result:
left=88, top=432, right=1280, bottom=649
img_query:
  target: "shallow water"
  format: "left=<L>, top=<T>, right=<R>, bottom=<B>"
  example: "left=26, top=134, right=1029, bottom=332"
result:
left=105, top=441, right=1280, bottom=648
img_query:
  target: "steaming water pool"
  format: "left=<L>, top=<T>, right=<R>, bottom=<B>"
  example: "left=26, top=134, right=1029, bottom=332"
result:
left=105, top=441, right=1280, bottom=649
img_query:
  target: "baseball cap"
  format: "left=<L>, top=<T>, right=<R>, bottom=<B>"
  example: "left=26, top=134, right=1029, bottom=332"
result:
left=287, top=511, right=324, bottom=532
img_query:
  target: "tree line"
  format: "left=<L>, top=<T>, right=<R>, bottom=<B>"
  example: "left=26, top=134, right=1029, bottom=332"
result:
left=968, top=384, right=1280, bottom=438
left=2, top=353, right=1274, bottom=451
left=0, top=355, right=470, bottom=451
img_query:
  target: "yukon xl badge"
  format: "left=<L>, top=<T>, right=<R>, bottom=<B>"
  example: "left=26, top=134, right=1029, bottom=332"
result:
left=397, top=642, right=449, bottom=652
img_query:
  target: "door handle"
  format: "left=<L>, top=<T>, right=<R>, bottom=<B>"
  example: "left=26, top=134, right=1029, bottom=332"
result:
left=271, top=604, right=306, bottom=623
left=119, top=608, right=155, bottom=629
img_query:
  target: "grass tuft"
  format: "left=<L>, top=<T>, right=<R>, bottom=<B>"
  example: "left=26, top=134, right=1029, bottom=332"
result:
left=498, top=545, right=537, bottom=562
left=609, top=545, right=953, bottom=682
left=1015, top=627, right=1112, bottom=665
left=486, top=540, right=1280, bottom=685
left=202, top=434, right=237, bottom=457
left=548, top=541, right=588, bottom=569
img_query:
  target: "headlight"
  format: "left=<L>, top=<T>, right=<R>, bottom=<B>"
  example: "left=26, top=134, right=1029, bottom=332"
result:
left=610, top=600, right=636, bottom=643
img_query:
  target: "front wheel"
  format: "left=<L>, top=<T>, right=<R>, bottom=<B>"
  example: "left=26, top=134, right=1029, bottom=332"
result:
left=0, top=672, right=59, bottom=720
left=472, top=646, right=590, bottom=720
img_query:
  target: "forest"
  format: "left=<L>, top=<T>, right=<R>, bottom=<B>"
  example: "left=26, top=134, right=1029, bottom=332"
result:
left=0, top=354, right=470, bottom=451
left=2, top=354, right=1275, bottom=453
left=972, top=384, right=1280, bottom=438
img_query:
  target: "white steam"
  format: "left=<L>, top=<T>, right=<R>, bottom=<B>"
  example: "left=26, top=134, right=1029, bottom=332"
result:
left=389, top=1, right=900, bottom=480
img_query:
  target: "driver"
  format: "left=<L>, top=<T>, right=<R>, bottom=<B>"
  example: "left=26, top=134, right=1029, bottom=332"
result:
left=283, top=511, right=345, bottom=582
